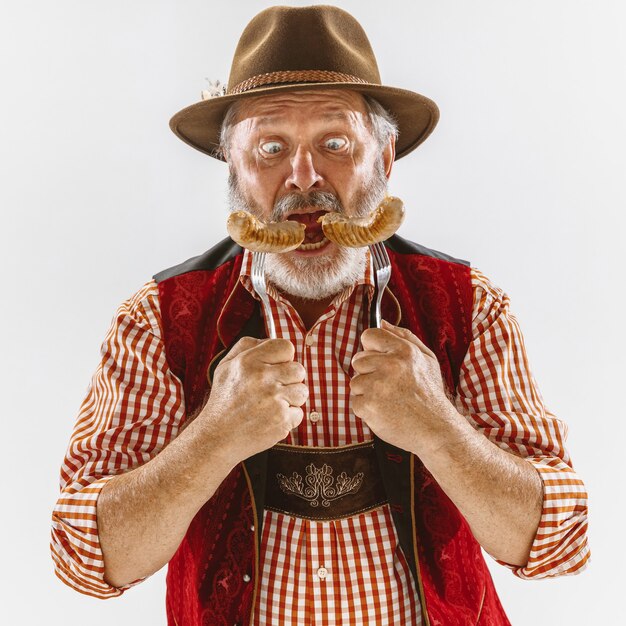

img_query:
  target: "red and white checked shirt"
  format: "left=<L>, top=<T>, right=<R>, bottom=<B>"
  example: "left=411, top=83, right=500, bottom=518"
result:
left=51, top=248, right=590, bottom=624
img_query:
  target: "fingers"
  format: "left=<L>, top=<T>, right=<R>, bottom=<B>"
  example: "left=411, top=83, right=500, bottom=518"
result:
left=219, top=335, right=265, bottom=364
left=351, top=352, right=387, bottom=375
left=249, top=337, right=296, bottom=364
left=222, top=336, right=296, bottom=365
left=280, top=382, right=309, bottom=407
left=286, top=405, right=305, bottom=431
left=274, top=361, right=307, bottom=385
left=361, top=323, right=435, bottom=359
left=360, top=328, right=392, bottom=353
left=381, top=320, right=437, bottom=358
left=350, top=372, right=372, bottom=397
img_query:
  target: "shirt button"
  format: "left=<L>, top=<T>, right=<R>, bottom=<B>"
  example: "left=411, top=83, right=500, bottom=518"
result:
left=317, top=567, right=328, bottom=580
left=305, top=334, right=314, bottom=346
left=243, top=573, right=251, bottom=582
left=309, top=411, right=321, bottom=423
left=250, top=524, right=255, bottom=532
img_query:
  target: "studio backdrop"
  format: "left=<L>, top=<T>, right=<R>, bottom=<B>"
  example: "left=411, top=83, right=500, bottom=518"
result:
left=1, top=1, right=623, bottom=624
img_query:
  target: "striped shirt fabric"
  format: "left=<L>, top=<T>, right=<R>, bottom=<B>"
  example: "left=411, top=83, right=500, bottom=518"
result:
left=51, top=248, right=590, bottom=624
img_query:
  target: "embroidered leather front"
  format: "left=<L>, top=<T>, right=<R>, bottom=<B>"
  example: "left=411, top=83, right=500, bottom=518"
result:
left=265, top=441, right=387, bottom=520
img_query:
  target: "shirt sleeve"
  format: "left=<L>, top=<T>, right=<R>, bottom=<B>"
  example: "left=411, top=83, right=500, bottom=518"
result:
left=50, top=279, right=187, bottom=598
left=454, top=267, right=590, bottom=579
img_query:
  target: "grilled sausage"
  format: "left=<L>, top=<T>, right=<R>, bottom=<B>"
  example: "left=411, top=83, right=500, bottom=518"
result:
left=227, top=210, right=306, bottom=252
left=318, top=196, right=404, bottom=247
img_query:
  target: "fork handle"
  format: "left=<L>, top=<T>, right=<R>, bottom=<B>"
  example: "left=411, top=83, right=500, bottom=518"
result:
left=370, top=285, right=382, bottom=329
left=263, top=302, right=277, bottom=339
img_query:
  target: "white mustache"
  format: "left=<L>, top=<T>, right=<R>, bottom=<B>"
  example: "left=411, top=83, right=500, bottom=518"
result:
left=271, top=191, right=344, bottom=221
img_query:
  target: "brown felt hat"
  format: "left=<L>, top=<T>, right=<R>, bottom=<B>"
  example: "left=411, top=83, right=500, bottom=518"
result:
left=169, top=5, right=439, bottom=161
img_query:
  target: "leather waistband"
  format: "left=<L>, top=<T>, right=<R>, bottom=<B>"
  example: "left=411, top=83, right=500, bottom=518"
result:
left=265, top=441, right=388, bottom=521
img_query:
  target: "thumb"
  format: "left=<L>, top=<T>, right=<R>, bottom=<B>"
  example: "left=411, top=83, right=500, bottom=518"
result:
left=381, top=320, right=436, bottom=358
left=220, top=335, right=266, bottom=364
left=381, top=319, right=413, bottom=339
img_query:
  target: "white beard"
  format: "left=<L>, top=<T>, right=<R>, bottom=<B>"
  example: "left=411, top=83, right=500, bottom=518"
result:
left=265, top=246, right=368, bottom=300
left=228, top=156, right=387, bottom=301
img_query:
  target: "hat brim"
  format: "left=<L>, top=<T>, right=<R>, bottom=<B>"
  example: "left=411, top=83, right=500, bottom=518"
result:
left=169, top=82, right=439, bottom=161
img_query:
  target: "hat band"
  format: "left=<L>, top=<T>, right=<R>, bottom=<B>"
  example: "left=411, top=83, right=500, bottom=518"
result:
left=228, top=70, right=370, bottom=95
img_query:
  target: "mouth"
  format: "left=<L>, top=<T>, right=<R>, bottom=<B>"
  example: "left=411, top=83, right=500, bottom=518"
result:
left=285, top=209, right=331, bottom=251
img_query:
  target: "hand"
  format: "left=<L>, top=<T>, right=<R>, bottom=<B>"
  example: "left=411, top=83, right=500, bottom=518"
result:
left=350, top=320, right=457, bottom=454
left=199, top=337, right=308, bottom=463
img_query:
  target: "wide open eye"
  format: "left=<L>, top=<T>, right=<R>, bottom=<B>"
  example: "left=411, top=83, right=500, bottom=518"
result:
left=260, top=140, right=283, bottom=155
left=324, top=137, right=348, bottom=151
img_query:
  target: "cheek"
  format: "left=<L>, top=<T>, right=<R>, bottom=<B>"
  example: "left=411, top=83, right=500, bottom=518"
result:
left=232, top=159, right=286, bottom=213
left=338, top=145, right=380, bottom=186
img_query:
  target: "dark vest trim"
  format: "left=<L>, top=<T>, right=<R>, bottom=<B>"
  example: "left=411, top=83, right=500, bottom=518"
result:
left=153, top=238, right=243, bottom=283
left=153, top=234, right=470, bottom=284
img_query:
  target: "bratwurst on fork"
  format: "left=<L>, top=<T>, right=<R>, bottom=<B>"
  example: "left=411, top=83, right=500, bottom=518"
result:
left=318, top=196, right=404, bottom=248
left=226, top=211, right=306, bottom=252
left=226, top=196, right=405, bottom=252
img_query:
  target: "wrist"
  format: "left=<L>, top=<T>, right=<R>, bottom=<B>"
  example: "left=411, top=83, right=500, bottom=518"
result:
left=412, top=403, right=475, bottom=462
left=189, top=405, right=241, bottom=472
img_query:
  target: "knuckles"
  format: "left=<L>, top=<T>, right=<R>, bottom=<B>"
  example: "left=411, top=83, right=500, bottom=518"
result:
left=284, top=361, right=306, bottom=380
left=349, top=374, right=364, bottom=395
left=264, top=337, right=295, bottom=359
left=358, top=329, right=416, bottom=360
left=237, top=336, right=262, bottom=350
left=295, top=383, right=309, bottom=404
left=350, top=395, right=371, bottom=421
left=359, top=328, right=382, bottom=349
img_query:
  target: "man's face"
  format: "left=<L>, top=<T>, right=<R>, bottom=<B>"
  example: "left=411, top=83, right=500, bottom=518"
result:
left=225, top=89, right=394, bottom=300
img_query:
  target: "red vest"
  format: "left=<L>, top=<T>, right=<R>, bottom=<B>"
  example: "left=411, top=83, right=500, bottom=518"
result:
left=154, top=235, right=511, bottom=626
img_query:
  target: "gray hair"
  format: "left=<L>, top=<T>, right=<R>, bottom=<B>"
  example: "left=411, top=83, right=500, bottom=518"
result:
left=362, top=95, right=399, bottom=151
left=218, top=101, right=242, bottom=159
left=218, top=93, right=398, bottom=159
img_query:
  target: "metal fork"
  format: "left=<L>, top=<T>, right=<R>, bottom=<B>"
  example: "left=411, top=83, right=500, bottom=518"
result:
left=250, top=251, right=277, bottom=339
left=369, top=242, right=392, bottom=328
left=251, top=251, right=299, bottom=442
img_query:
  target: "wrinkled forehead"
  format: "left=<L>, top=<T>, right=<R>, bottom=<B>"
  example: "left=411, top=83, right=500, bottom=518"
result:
left=233, top=89, right=369, bottom=128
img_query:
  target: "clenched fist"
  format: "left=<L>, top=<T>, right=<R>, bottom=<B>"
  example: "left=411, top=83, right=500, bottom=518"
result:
left=350, top=320, right=460, bottom=456
left=198, top=336, right=308, bottom=463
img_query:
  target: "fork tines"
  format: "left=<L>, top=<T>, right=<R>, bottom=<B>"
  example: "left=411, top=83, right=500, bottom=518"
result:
left=251, top=250, right=277, bottom=339
left=369, top=242, right=392, bottom=329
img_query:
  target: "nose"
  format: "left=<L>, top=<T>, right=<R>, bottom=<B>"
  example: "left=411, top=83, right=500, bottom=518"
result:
left=284, top=146, right=324, bottom=192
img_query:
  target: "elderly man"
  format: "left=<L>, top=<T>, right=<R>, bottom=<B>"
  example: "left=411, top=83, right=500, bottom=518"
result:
left=51, top=5, right=589, bottom=625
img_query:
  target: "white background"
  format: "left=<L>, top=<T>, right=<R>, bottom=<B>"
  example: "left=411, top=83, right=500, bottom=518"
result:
left=1, top=0, right=624, bottom=623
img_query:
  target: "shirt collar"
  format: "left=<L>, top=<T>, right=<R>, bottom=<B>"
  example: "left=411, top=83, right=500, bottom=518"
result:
left=238, top=247, right=375, bottom=307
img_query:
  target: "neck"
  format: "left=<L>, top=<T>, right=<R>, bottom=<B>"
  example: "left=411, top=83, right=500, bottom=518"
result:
left=281, top=292, right=336, bottom=331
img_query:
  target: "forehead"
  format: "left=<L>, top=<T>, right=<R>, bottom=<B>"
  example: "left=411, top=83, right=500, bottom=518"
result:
left=234, top=89, right=369, bottom=127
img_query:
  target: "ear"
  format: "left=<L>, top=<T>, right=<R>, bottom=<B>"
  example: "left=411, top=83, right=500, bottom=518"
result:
left=383, top=135, right=396, bottom=179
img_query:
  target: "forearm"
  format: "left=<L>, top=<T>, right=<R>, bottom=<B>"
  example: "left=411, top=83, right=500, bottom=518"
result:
left=97, top=415, right=238, bottom=587
left=413, top=405, right=544, bottom=567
